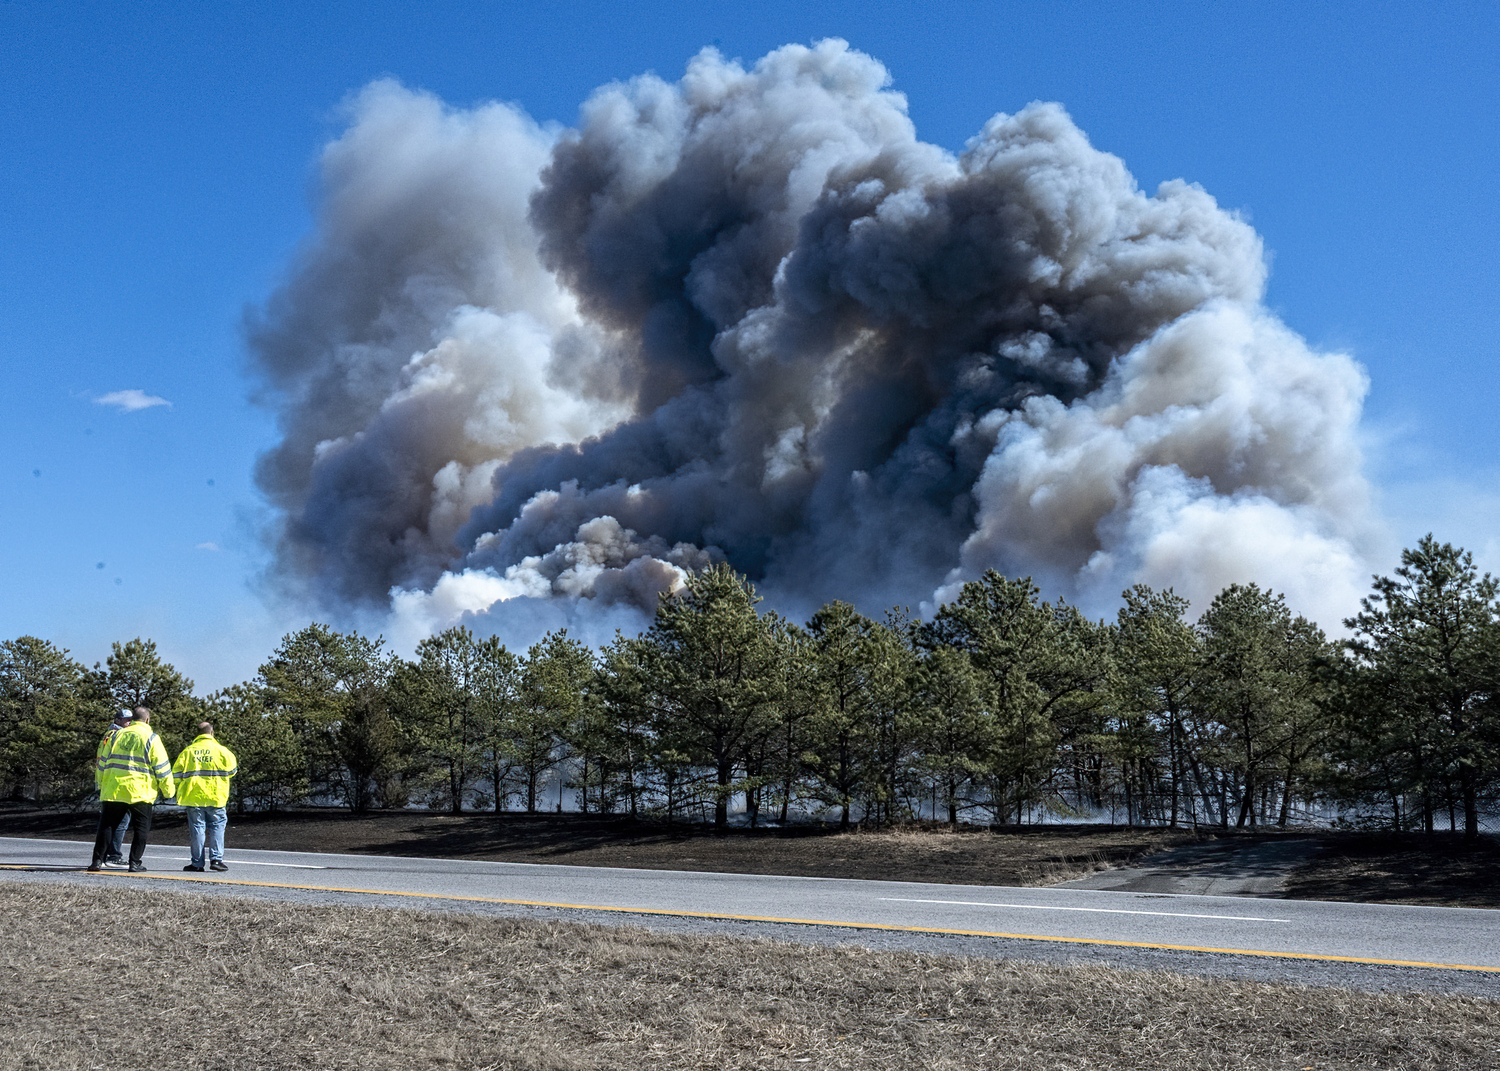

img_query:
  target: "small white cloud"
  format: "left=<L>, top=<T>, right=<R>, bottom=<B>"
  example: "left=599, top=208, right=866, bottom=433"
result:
left=195, top=542, right=221, bottom=551
left=96, top=389, right=171, bottom=412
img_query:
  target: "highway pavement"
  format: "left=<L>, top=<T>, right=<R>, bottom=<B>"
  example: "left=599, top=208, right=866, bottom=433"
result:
left=5, top=835, right=1497, bottom=994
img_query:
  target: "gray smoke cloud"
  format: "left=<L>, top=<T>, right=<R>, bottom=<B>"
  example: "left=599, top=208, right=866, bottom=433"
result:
left=249, top=40, right=1374, bottom=649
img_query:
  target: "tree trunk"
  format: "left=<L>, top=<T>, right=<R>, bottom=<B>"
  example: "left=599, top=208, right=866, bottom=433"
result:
left=1236, top=773, right=1255, bottom=828
left=1462, top=766, right=1480, bottom=842
left=1167, top=710, right=1182, bottom=828
left=715, top=761, right=733, bottom=827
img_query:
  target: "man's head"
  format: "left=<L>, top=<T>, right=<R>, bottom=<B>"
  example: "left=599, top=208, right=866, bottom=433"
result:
left=197, top=722, right=214, bottom=738
left=131, top=706, right=151, bottom=724
left=113, top=710, right=130, bottom=725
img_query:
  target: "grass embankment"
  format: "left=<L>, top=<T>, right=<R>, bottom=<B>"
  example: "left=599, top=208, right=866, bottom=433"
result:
left=4, top=883, right=1496, bottom=1071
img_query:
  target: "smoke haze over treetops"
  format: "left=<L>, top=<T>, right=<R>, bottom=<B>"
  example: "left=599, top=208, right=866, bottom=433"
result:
left=248, top=40, right=1374, bottom=649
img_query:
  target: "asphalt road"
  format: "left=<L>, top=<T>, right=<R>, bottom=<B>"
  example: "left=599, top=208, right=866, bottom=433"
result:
left=6, top=835, right=1497, bottom=997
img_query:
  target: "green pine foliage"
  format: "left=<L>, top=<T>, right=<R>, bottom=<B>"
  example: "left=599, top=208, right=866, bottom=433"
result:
left=0, top=637, right=102, bottom=802
left=1337, top=536, right=1500, bottom=840
left=5, top=539, right=1496, bottom=830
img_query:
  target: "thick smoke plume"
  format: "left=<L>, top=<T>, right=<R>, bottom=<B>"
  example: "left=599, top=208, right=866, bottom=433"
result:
left=249, top=41, right=1374, bottom=648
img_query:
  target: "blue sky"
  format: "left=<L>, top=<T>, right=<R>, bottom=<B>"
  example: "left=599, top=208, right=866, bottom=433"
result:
left=3, top=1, right=1497, bottom=691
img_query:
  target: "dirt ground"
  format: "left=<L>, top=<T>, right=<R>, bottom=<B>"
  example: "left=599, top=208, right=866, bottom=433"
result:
left=5, top=804, right=1498, bottom=905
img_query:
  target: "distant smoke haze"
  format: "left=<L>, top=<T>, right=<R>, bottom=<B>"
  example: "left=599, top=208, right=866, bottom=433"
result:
left=248, top=40, right=1375, bottom=649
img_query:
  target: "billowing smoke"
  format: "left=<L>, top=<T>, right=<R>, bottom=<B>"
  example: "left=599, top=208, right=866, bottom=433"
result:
left=249, top=40, right=1374, bottom=648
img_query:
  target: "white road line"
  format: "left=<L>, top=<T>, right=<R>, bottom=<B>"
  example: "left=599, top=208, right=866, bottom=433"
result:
left=232, top=861, right=329, bottom=870
left=879, top=897, right=1287, bottom=923
left=175, top=858, right=328, bottom=871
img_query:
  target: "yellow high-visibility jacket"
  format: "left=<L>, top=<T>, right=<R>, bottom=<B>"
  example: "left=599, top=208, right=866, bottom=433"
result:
left=171, top=735, right=238, bottom=808
left=96, top=722, right=175, bottom=804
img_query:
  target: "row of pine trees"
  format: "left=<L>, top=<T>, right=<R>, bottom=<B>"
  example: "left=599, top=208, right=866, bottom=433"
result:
left=3, top=537, right=1498, bottom=839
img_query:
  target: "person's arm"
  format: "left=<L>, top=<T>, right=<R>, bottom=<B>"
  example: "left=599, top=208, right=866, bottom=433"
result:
left=94, top=734, right=110, bottom=791
left=150, top=736, right=176, bottom=800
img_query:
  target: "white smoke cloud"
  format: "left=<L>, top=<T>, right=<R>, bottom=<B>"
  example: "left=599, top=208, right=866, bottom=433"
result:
left=939, top=300, right=1372, bottom=621
left=249, top=40, right=1376, bottom=644
left=247, top=78, right=628, bottom=605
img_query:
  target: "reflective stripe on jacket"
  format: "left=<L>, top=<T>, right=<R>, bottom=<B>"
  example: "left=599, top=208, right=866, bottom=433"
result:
left=96, top=723, right=175, bottom=804
left=94, top=723, right=124, bottom=781
left=171, top=735, right=238, bottom=808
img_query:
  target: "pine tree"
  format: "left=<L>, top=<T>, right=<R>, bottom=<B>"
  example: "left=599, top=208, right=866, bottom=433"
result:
left=86, top=638, right=197, bottom=754
left=1197, top=584, right=1331, bottom=828
left=258, top=624, right=401, bottom=812
left=0, top=637, right=100, bottom=801
left=642, top=564, right=785, bottom=827
left=512, top=631, right=593, bottom=813
left=802, top=602, right=882, bottom=829
left=1112, top=586, right=1200, bottom=826
left=911, top=646, right=994, bottom=827
left=205, top=683, right=307, bottom=812
left=923, top=572, right=1111, bottom=823
left=1343, top=536, right=1500, bottom=840
left=391, top=627, right=493, bottom=813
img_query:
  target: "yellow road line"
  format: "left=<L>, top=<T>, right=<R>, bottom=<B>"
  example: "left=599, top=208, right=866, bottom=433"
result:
left=10, top=865, right=1497, bottom=974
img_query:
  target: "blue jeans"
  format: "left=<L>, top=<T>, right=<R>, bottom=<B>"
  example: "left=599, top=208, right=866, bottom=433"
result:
left=108, top=809, right=131, bottom=859
left=185, top=806, right=228, bottom=867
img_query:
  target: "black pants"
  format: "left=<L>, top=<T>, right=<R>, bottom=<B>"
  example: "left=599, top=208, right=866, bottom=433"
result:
left=92, top=801, right=153, bottom=866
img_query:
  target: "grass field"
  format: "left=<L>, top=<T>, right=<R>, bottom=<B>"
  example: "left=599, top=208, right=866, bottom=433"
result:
left=5, top=882, right=1497, bottom=1071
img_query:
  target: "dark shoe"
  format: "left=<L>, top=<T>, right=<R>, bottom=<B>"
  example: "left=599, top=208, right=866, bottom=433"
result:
left=87, top=863, right=104, bottom=872
left=209, top=860, right=228, bottom=872
left=128, top=861, right=148, bottom=873
left=183, top=864, right=204, bottom=872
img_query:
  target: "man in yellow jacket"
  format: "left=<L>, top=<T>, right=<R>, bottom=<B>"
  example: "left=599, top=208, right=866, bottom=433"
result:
left=89, top=707, right=175, bottom=873
left=171, top=721, right=238, bottom=873
left=99, top=709, right=134, bottom=867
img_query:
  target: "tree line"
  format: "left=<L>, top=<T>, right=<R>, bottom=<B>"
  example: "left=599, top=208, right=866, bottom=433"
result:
left=3, top=537, right=1497, bottom=839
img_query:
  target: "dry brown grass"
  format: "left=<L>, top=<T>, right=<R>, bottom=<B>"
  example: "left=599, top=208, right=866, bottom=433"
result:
left=4, top=883, right=1497, bottom=1071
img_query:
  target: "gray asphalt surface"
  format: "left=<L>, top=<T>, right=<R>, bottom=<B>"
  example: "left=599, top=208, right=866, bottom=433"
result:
left=5, top=835, right=1497, bottom=998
